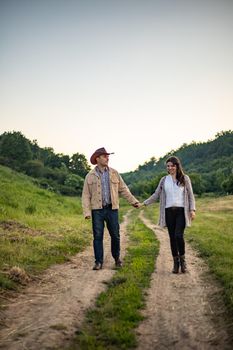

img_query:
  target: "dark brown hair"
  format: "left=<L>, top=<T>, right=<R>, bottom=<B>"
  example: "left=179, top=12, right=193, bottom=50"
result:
left=166, top=156, right=185, bottom=186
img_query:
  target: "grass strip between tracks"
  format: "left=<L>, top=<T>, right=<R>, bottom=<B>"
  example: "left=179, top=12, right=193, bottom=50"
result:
left=68, top=210, right=159, bottom=350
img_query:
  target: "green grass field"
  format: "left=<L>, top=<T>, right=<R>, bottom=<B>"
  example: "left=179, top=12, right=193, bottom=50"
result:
left=143, top=195, right=233, bottom=315
left=1, top=163, right=233, bottom=344
left=0, top=165, right=92, bottom=290
left=0, top=166, right=131, bottom=292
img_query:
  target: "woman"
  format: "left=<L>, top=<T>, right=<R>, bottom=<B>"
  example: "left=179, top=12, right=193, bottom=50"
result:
left=140, top=156, right=196, bottom=273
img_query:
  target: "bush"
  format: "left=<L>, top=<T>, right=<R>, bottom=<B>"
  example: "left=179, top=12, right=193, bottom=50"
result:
left=38, top=178, right=55, bottom=192
left=64, top=174, right=84, bottom=190
left=24, top=160, right=44, bottom=178
left=222, top=174, right=233, bottom=194
left=42, top=167, right=67, bottom=184
left=57, top=184, right=79, bottom=196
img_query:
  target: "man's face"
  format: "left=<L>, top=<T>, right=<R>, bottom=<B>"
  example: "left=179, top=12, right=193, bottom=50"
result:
left=96, top=154, right=109, bottom=167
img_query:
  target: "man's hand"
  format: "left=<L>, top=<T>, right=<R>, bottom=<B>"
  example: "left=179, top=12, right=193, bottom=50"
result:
left=132, top=202, right=140, bottom=208
left=133, top=202, right=144, bottom=209
left=190, top=210, right=195, bottom=220
left=85, top=216, right=91, bottom=220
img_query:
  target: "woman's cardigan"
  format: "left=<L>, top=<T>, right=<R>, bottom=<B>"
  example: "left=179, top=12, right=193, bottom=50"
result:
left=144, top=175, right=196, bottom=228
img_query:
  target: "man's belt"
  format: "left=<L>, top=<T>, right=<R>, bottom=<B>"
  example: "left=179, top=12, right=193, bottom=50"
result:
left=102, top=204, right=112, bottom=209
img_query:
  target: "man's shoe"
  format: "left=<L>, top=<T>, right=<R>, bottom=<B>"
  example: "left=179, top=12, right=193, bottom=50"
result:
left=115, top=258, right=122, bottom=268
left=93, top=262, right=102, bottom=270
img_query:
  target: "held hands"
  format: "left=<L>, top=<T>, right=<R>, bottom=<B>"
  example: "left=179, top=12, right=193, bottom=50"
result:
left=132, top=202, right=145, bottom=209
left=190, top=210, right=196, bottom=220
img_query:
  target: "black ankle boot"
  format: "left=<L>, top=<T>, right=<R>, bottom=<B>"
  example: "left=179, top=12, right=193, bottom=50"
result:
left=180, top=255, right=187, bottom=273
left=172, top=256, right=180, bottom=274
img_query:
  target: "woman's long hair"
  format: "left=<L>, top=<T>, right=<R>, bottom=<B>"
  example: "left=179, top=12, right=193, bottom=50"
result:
left=166, top=156, right=185, bottom=186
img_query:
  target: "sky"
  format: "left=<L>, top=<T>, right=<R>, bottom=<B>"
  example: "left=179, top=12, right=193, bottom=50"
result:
left=1, top=0, right=233, bottom=173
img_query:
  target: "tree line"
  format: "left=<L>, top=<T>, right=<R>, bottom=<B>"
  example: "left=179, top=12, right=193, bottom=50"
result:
left=1, top=130, right=232, bottom=197
left=122, top=130, right=233, bottom=196
left=0, top=131, right=90, bottom=195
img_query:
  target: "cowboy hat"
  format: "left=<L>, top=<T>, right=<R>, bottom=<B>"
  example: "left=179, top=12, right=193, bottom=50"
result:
left=90, top=147, right=114, bottom=165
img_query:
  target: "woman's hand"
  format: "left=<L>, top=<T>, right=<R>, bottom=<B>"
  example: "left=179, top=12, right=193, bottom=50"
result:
left=137, top=202, right=145, bottom=209
left=133, top=202, right=143, bottom=208
left=190, top=210, right=195, bottom=220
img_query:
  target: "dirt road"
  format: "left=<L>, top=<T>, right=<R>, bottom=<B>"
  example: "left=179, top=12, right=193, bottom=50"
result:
left=1, top=210, right=232, bottom=350
left=136, top=212, right=232, bottom=350
left=0, top=213, right=130, bottom=350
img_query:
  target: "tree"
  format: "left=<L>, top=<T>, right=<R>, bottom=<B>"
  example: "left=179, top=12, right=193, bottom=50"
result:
left=137, top=157, right=157, bottom=171
left=222, top=174, right=233, bottom=194
left=0, top=131, right=32, bottom=169
left=70, top=153, right=91, bottom=177
left=42, top=147, right=64, bottom=169
left=29, top=139, right=41, bottom=159
left=59, top=154, right=70, bottom=168
left=188, top=173, right=206, bottom=195
left=39, top=147, right=55, bottom=165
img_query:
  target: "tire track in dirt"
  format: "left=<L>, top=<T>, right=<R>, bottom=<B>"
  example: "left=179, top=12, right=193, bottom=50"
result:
left=136, top=212, right=232, bottom=350
left=0, top=212, right=131, bottom=350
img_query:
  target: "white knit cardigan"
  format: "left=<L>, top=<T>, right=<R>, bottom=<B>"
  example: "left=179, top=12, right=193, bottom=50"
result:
left=144, top=175, right=196, bottom=228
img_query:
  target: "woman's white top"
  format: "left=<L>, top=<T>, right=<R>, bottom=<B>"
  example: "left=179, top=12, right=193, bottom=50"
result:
left=164, top=175, right=184, bottom=208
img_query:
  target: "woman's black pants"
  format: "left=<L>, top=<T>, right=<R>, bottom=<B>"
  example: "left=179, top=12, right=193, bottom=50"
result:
left=165, top=207, right=186, bottom=257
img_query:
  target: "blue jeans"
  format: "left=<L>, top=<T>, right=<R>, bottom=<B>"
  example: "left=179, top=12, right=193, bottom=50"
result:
left=91, top=207, right=120, bottom=264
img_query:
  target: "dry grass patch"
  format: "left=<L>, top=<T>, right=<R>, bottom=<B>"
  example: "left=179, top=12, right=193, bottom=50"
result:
left=8, top=266, right=31, bottom=285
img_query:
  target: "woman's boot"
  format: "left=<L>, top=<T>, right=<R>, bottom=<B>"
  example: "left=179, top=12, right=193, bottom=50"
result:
left=172, top=256, right=180, bottom=274
left=180, top=255, right=187, bottom=273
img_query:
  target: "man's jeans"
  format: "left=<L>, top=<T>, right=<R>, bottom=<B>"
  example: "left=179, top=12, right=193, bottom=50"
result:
left=91, top=207, right=120, bottom=264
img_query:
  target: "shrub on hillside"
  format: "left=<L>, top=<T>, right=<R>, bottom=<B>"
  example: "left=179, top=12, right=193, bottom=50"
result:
left=57, top=184, right=80, bottom=196
left=42, top=167, right=67, bottom=184
left=64, top=174, right=84, bottom=190
left=24, top=160, right=44, bottom=178
left=222, top=174, right=233, bottom=194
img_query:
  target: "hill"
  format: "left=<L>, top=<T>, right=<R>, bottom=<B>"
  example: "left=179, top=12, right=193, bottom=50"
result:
left=0, top=131, right=91, bottom=196
left=1, top=129, right=232, bottom=197
left=0, top=165, right=91, bottom=290
left=122, top=130, right=233, bottom=196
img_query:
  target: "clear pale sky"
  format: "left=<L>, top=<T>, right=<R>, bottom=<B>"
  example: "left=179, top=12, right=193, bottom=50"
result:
left=1, top=0, right=233, bottom=172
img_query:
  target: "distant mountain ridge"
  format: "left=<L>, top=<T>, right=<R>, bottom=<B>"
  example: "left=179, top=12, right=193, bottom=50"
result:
left=122, top=130, right=233, bottom=195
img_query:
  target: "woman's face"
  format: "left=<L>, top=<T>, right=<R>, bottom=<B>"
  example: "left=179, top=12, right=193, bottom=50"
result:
left=166, top=161, right=177, bottom=176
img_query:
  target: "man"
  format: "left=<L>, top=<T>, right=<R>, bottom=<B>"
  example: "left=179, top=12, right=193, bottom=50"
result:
left=82, top=147, right=139, bottom=270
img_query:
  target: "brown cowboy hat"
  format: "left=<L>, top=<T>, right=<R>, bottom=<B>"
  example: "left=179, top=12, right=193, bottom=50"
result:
left=90, top=147, right=114, bottom=165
